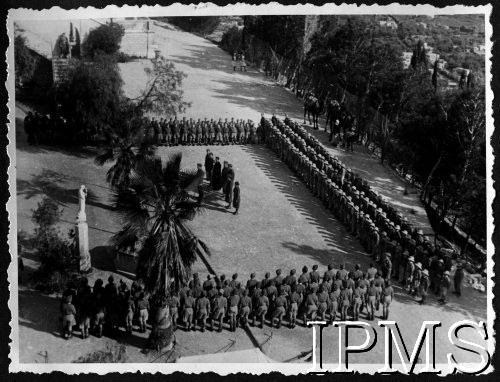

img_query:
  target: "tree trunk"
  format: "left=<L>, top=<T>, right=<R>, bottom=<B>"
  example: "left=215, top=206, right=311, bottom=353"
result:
left=164, top=257, right=170, bottom=294
left=460, top=226, right=472, bottom=257
left=437, top=201, right=450, bottom=243
left=422, top=153, right=442, bottom=199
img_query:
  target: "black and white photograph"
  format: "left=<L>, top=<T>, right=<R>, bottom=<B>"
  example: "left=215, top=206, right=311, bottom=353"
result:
left=6, top=3, right=494, bottom=375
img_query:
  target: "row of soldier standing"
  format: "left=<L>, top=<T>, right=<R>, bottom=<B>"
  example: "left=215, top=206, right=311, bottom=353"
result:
left=262, top=115, right=460, bottom=305
left=168, top=263, right=396, bottom=333
left=145, top=117, right=262, bottom=146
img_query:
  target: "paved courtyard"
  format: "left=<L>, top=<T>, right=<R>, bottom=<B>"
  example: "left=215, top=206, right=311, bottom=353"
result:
left=14, top=20, right=488, bottom=365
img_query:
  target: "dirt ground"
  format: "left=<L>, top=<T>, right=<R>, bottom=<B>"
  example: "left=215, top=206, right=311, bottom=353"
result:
left=14, top=21, right=488, bottom=365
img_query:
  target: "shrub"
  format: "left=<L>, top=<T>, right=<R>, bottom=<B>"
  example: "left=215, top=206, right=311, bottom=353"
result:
left=35, top=228, right=78, bottom=276
left=220, top=26, right=243, bottom=54
left=75, top=344, right=128, bottom=363
left=32, top=197, right=61, bottom=231
left=116, top=51, right=133, bottom=63
left=82, top=22, right=125, bottom=59
left=31, top=197, right=79, bottom=292
left=55, top=54, right=124, bottom=143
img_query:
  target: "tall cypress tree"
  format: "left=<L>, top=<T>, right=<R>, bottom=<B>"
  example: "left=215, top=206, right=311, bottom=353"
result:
left=432, top=58, right=438, bottom=90
left=467, top=71, right=475, bottom=89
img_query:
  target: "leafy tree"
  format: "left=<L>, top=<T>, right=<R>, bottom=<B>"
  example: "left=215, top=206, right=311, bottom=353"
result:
left=410, top=40, right=428, bottom=70
left=356, top=37, right=403, bottom=135
left=401, top=89, right=486, bottom=246
left=447, top=89, right=485, bottom=193
left=14, top=34, right=37, bottom=88
left=220, top=26, right=243, bottom=54
left=56, top=54, right=124, bottom=142
left=72, top=27, right=81, bottom=58
left=455, top=172, right=486, bottom=253
left=112, top=153, right=212, bottom=296
left=307, top=18, right=371, bottom=96
left=467, top=71, right=475, bottom=89
left=459, top=71, right=467, bottom=89
left=32, top=197, right=62, bottom=232
left=82, top=22, right=125, bottom=59
left=243, top=16, right=305, bottom=60
left=396, top=94, right=454, bottom=193
left=133, top=55, right=191, bottom=116
left=432, top=59, right=438, bottom=90
left=95, top=104, right=157, bottom=189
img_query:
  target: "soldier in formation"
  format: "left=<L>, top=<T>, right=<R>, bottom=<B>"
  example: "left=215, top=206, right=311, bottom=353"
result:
left=150, top=116, right=258, bottom=146
left=259, top=114, right=460, bottom=306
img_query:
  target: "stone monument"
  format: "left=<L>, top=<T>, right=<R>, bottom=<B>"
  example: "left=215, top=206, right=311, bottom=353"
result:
left=77, top=185, right=91, bottom=272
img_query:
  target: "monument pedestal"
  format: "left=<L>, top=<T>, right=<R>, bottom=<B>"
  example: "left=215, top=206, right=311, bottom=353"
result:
left=77, top=212, right=91, bottom=273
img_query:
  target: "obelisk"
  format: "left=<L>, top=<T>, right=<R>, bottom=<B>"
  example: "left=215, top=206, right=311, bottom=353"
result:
left=77, top=185, right=91, bottom=272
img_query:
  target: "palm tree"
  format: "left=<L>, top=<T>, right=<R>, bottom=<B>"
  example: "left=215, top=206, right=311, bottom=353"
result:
left=112, top=152, right=212, bottom=296
left=95, top=107, right=156, bottom=189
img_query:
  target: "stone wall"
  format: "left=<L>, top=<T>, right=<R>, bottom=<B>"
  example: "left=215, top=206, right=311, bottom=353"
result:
left=52, top=58, right=70, bottom=84
left=120, top=30, right=155, bottom=58
left=116, top=19, right=156, bottom=58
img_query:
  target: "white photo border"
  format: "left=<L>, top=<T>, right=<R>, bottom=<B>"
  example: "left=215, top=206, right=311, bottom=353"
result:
left=6, top=2, right=495, bottom=375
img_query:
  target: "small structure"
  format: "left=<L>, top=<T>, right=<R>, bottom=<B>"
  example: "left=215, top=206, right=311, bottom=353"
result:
left=474, top=45, right=486, bottom=55
left=114, top=247, right=139, bottom=276
left=452, top=67, right=471, bottom=78
left=401, top=51, right=413, bottom=69
left=379, top=20, right=398, bottom=29
left=436, top=58, right=447, bottom=70
left=427, top=52, right=439, bottom=64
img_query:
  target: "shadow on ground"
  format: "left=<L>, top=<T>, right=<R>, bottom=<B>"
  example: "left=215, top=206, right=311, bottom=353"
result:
left=201, top=189, right=234, bottom=214
left=240, top=144, right=367, bottom=266
left=167, top=42, right=306, bottom=120
left=90, top=246, right=116, bottom=272
left=17, top=168, right=115, bottom=212
left=19, top=289, right=63, bottom=339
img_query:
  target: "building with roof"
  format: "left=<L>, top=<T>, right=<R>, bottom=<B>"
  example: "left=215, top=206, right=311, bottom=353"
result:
left=379, top=20, right=398, bottom=29
left=474, top=44, right=486, bottom=55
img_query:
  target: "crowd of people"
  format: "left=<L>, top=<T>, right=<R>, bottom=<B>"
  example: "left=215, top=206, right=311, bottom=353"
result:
left=23, top=111, right=72, bottom=145
left=60, top=254, right=465, bottom=341
left=261, top=114, right=465, bottom=306
left=145, top=116, right=263, bottom=146
left=60, top=262, right=398, bottom=341
left=56, top=112, right=468, bottom=343
left=22, top=112, right=264, bottom=148
left=58, top=114, right=467, bottom=342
